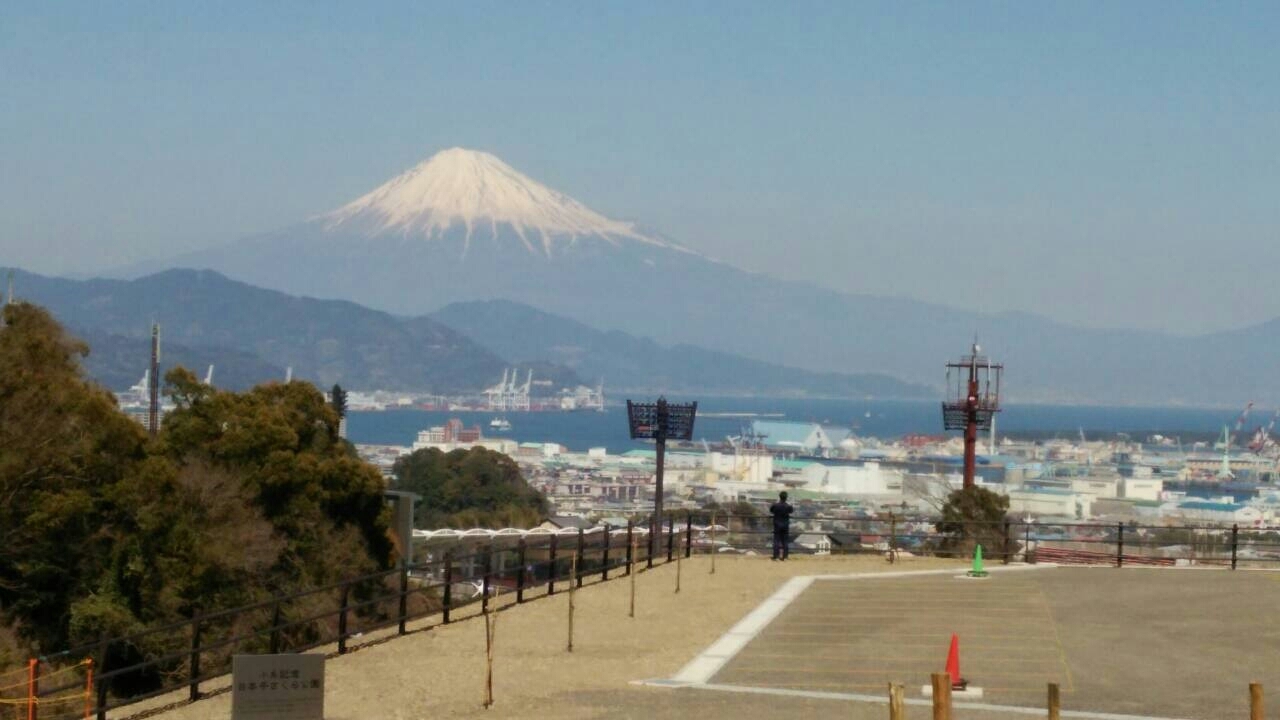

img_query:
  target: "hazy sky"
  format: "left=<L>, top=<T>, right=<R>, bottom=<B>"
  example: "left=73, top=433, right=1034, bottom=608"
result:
left=2, top=2, right=1277, bottom=334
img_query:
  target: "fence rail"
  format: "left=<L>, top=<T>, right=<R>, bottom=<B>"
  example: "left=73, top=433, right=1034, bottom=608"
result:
left=14, top=513, right=1280, bottom=718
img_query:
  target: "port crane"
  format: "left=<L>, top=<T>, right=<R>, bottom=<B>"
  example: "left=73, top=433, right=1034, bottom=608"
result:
left=1248, top=409, right=1280, bottom=454
left=1229, top=402, right=1254, bottom=449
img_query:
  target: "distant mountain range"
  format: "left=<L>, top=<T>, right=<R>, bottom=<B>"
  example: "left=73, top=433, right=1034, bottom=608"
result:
left=5, top=268, right=516, bottom=392
left=96, top=147, right=1280, bottom=405
left=5, top=268, right=926, bottom=399
left=430, top=299, right=928, bottom=398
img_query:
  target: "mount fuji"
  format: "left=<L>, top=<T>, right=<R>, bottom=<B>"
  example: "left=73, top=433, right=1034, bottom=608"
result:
left=133, top=147, right=728, bottom=333
left=121, top=148, right=1280, bottom=404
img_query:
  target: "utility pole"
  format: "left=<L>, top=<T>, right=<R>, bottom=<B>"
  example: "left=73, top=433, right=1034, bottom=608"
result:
left=147, top=323, right=161, bottom=437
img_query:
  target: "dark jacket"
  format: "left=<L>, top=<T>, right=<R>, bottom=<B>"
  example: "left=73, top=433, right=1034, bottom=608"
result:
left=769, top=501, right=793, bottom=532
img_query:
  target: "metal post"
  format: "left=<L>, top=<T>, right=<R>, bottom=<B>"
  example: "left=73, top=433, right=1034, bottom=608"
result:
left=1232, top=523, right=1240, bottom=570
left=646, top=515, right=655, bottom=569
left=685, top=515, right=693, bottom=558
left=710, top=512, right=717, bottom=574
left=654, top=434, right=666, bottom=561
left=95, top=639, right=108, bottom=720
left=337, top=583, right=350, bottom=654
left=188, top=613, right=202, bottom=702
left=888, top=513, right=897, bottom=564
left=626, top=521, right=634, bottom=575
left=1116, top=522, right=1124, bottom=568
left=1025, top=523, right=1032, bottom=563
left=442, top=552, right=453, bottom=624
left=666, top=516, right=675, bottom=562
left=576, top=529, right=585, bottom=588
left=548, top=535, right=558, bottom=595
left=1002, top=520, right=1011, bottom=564
left=601, top=524, right=611, bottom=581
left=516, top=539, right=527, bottom=603
left=398, top=565, right=409, bottom=635
left=482, top=543, right=493, bottom=613
left=269, top=603, right=282, bottom=653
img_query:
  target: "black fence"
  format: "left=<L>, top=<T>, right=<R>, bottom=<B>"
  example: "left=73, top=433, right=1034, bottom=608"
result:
left=17, top=513, right=1280, bottom=718
left=19, top=520, right=691, bottom=720
left=689, top=512, right=1280, bottom=569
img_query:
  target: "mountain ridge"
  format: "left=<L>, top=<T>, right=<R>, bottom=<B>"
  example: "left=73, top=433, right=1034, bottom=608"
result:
left=102, top=148, right=1280, bottom=405
left=5, top=268, right=929, bottom=399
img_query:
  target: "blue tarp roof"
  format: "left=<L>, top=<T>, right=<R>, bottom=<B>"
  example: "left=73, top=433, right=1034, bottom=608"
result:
left=1178, top=500, right=1244, bottom=512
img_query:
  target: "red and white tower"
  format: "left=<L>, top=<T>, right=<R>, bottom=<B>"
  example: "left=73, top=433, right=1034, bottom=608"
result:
left=942, top=343, right=1003, bottom=489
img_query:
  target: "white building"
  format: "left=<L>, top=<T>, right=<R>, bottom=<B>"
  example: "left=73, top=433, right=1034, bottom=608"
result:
left=706, top=451, right=775, bottom=486
left=1007, top=487, right=1091, bottom=519
left=799, top=462, right=901, bottom=495
left=1070, top=477, right=1118, bottom=499
left=1120, top=477, right=1163, bottom=502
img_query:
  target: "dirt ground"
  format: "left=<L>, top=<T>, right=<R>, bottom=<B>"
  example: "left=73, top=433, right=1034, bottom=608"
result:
left=123, top=561, right=1280, bottom=720
left=124, top=554, right=963, bottom=720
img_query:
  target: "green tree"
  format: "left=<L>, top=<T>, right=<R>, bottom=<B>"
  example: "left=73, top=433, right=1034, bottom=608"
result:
left=158, top=368, right=393, bottom=583
left=1, top=302, right=397, bottom=679
left=0, top=303, right=148, bottom=651
left=330, top=384, right=348, bottom=419
left=934, top=486, right=1011, bottom=559
left=393, top=447, right=548, bottom=528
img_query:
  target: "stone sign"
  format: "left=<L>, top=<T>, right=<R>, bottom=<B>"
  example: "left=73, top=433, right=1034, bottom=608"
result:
left=232, top=653, right=324, bottom=720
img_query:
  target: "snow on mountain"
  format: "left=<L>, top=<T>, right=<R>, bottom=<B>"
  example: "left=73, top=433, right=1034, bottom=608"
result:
left=319, top=148, right=687, bottom=256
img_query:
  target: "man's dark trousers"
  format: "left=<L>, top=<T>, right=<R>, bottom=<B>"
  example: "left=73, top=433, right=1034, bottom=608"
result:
left=772, top=528, right=789, bottom=560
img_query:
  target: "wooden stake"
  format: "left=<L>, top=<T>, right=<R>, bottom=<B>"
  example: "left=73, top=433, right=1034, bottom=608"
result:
left=629, top=533, right=637, bottom=618
left=1048, top=682, right=1060, bottom=720
left=84, top=658, right=94, bottom=720
left=568, top=555, right=576, bottom=652
left=931, top=673, right=951, bottom=720
left=483, top=604, right=496, bottom=709
left=27, top=658, right=37, bottom=720
left=710, top=512, right=717, bottom=574
left=675, top=544, right=682, bottom=593
left=1251, top=682, right=1264, bottom=720
left=888, top=682, right=905, bottom=720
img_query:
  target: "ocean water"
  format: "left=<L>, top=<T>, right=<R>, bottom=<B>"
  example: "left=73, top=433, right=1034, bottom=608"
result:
left=346, top=398, right=1249, bottom=452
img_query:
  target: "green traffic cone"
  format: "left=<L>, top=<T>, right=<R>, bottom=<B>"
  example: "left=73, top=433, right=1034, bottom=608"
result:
left=968, top=543, right=988, bottom=577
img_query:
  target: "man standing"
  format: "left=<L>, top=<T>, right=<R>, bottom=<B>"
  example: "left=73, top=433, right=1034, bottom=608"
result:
left=769, top=491, right=793, bottom=561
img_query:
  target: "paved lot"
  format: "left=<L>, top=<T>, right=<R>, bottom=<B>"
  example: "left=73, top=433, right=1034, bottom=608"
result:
left=703, top=566, right=1280, bottom=719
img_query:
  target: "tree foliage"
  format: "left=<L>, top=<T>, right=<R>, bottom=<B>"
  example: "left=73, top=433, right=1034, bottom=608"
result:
left=393, top=447, right=548, bottom=528
left=330, top=384, right=347, bottom=419
left=934, top=486, right=1011, bottom=558
left=0, top=302, right=393, bottom=662
left=0, top=303, right=148, bottom=651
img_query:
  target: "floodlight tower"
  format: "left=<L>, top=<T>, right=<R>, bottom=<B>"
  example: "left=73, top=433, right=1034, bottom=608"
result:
left=942, top=342, right=1003, bottom=489
left=627, top=397, right=697, bottom=558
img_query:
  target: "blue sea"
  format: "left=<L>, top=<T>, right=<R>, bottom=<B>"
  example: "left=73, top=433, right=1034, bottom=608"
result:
left=346, top=398, right=1250, bottom=451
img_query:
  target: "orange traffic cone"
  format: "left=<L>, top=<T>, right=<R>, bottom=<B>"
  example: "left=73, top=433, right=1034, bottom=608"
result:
left=945, top=633, right=968, bottom=690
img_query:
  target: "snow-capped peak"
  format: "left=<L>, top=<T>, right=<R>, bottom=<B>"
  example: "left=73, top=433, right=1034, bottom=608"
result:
left=320, top=148, right=684, bottom=255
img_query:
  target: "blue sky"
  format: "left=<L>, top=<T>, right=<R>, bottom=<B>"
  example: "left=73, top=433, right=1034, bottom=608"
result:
left=2, top=2, right=1277, bottom=333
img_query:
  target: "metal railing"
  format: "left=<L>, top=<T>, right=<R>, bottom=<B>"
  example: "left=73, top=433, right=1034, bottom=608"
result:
left=683, top=512, right=1280, bottom=571
left=19, top=519, right=689, bottom=720
left=19, top=512, right=1280, bottom=718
